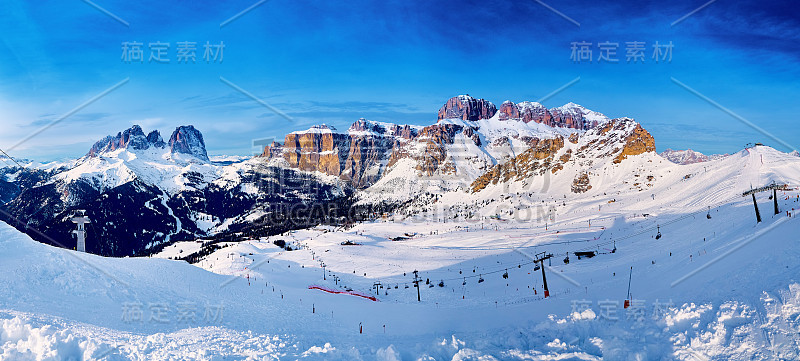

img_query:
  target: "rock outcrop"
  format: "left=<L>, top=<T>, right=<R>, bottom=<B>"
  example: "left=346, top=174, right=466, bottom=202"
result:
left=412, top=124, right=464, bottom=176
left=260, top=141, right=284, bottom=159
left=497, top=101, right=608, bottom=130
left=267, top=96, right=651, bottom=192
left=88, top=125, right=161, bottom=157
left=470, top=136, right=565, bottom=192
left=87, top=125, right=209, bottom=162
left=276, top=121, right=416, bottom=188
left=470, top=118, right=656, bottom=193
left=283, top=125, right=350, bottom=176
left=437, top=95, right=497, bottom=121
left=169, top=125, right=209, bottom=161
left=612, top=123, right=656, bottom=164
left=571, top=172, right=592, bottom=193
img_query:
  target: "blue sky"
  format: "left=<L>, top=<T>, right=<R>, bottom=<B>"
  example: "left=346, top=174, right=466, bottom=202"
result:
left=1, top=0, right=798, bottom=160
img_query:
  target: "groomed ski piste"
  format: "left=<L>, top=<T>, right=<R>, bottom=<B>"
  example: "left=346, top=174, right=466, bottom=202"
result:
left=2, top=146, right=800, bottom=360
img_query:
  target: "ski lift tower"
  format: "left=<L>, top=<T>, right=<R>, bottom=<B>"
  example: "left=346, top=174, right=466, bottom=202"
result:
left=742, top=182, right=789, bottom=223
left=71, top=210, right=90, bottom=252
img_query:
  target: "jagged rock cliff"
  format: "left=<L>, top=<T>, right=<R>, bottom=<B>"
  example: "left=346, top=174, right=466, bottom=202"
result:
left=470, top=118, right=656, bottom=193
left=88, top=125, right=209, bottom=162
left=437, top=95, right=497, bottom=121
left=265, top=120, right=419, bottom=189
left=169, top=125, right=209, bottom=161
left=262, top=96, right=657, bottom=200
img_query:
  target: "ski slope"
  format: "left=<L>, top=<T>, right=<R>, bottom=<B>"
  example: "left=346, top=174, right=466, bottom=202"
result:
left=2, top=146, right=800, bottom=360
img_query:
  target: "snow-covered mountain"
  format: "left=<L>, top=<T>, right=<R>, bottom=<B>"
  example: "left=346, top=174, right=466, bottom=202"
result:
left=261, top=95, right=618, bottom=195
left=6, top=95, right=791, bottom=259
left=660, top=148, right=728, bottom=165
left=2, top=142, right=799, bottom=360
left=0, top=125, right=353, bottom=256
left=262, top=120, right=422, bottom=188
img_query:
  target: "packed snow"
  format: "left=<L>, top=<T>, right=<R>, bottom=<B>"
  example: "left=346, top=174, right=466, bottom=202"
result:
left=2, top=144, right=800, bottom=359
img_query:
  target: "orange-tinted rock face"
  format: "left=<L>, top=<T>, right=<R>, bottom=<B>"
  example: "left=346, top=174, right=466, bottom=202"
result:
left=437, top=95, right=497, bottom=121
left=613, top=123, right=656, bottom=164
left=569, top=133, right=580, bottom=144
left=260, top=141, right=283, bottom=159
left=470, top=119, right=656, bottom=193
left=274, top=121, right=421, bottom=189
left=342, top=134, right=394, bottom=187
left=470, top=136, right=565, bottom=192
left=283, top=130, right=350, bottom=176
left=413, top=124, right=463, bottom=176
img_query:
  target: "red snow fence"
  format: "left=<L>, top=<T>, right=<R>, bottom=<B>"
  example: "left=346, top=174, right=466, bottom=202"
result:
left=308, top=285, right=379, bottom=302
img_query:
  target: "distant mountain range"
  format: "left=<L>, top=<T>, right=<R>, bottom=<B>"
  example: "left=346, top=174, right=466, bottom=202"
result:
left=659, top=149, right=729, bottom=165
left=2, top=94, right=794, bottom=257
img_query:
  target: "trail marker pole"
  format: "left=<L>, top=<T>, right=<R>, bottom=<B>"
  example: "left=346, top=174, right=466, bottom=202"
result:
left=624, top=266, right=633, bottom=308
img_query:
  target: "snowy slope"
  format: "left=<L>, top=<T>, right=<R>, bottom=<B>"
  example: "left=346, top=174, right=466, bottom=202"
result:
left=3, top=143, right=800, bottom=359
left=55, top=148, right=219, bottom=195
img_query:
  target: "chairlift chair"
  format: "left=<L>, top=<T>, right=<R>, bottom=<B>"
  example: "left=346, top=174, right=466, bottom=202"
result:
left=478, top=275, right=484, bottom=283
left=502, top=270, right=509, bottom=279
left=655, top=225, right=662, bottom=240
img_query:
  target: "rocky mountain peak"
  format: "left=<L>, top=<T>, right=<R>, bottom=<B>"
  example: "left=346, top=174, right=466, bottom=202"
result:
left=168, top=125, right=209, bottom=161
left=549, top=102, right=610, bottom=130
left=349, top=118, right=386, bottom=134
left=146, top=130, right=166, bottom=148
left=458, top=96, right=610, bottom=130
left=87, top=125, right=166, bottom=157
left=437, top=95, right=497, bottom=121
left=260, top=141, right=283, bottom=159
left=498, top=101, right=552, bottom=124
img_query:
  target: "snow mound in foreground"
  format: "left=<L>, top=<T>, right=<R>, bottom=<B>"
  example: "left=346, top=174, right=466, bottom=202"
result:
left=3, top=283, right=800, bottom=360
left=0, top=316, right=110, bottom=361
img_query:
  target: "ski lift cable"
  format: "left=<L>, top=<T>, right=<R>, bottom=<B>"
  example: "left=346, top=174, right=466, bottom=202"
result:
left=575, top=193, right=741, bottom=252
left=0, top=148, right=24, bottom=169
left=409, top=193, right=744, bottom=286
